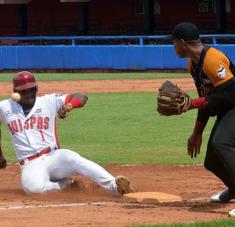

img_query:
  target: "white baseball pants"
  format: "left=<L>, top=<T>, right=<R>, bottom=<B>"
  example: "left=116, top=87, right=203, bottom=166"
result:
left=20, top=149, right=119, bottom=195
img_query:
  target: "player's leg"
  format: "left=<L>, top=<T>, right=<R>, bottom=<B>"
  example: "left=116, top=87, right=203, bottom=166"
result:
left=209, top=108, right=235, bottom=202
left=21, top=156, right=71, bottom=194
left=205, top=142, right=235, bottom=203
left=46, top=149, right=133, bottom=195
left=204, top=121, right=233, bottom=188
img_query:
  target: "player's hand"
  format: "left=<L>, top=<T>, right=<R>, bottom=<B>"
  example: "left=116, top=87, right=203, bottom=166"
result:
left=57, top=103, right=73, bottom=119
left=0, top=155, right=7, bottom=169
left=187, top=133, right=202, bottom=158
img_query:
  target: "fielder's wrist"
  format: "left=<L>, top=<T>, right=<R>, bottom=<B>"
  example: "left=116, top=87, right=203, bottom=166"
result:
left=191, top=97, right=207, bottom=109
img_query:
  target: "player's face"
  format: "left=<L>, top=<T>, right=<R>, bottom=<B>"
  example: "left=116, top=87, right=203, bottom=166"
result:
left=17, top=87, right=37, bottom=106
left=173, top=39, right=187, bottom=58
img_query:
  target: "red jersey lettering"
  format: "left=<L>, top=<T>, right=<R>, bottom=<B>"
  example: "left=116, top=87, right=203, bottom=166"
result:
left=30, top=117, right=36, bottom=129
left=37, top=117, right=43, bottom=130
left=9, top=116, right=50, bottom=133
left=44, top=117, right=49, bottom=129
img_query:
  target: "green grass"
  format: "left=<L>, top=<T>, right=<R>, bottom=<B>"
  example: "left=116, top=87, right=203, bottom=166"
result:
left=131, top=219, right=235, bottom=227
left=1, top=92, right=215, bottom=164
left=0, top=72, right=189, bottom=82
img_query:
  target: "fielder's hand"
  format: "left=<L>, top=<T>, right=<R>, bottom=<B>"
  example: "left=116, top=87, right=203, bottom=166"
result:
left=187, top=133, right=202, bottom=158
left=57, top=103, right=73, bottom=119
left=0, top=155, right=7, bottom=169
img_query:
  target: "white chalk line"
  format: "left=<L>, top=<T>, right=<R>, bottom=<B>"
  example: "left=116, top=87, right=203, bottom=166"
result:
left=0, top=201, right=117, bottom=210
left=0, top=196, right=210, bottom=211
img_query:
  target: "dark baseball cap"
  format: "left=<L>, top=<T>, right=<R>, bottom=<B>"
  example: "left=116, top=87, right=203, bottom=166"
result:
left=171, top=22, right=200, bottom=41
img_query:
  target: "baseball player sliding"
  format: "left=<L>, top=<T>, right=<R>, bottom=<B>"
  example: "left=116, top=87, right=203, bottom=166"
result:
left=0, top=71, right=134, bottom=195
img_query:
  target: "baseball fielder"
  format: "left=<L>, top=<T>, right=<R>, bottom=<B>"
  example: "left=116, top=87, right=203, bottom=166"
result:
left=0, top=71, right=134, bottom=195
left=163, top=22, right=235, bottom=206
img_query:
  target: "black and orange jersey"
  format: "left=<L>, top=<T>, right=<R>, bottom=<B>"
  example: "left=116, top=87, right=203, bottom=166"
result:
left=188, top=45, right=235, bottom=119
left=188, top=46, right=235, bottom=97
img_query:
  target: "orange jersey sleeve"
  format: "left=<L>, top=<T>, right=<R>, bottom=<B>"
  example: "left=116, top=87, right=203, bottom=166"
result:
left=202, top=48, right=233, bottom=87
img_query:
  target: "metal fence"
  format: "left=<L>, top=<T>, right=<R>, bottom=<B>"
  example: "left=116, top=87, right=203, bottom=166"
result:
left=0, top=34, right=235, bottom=46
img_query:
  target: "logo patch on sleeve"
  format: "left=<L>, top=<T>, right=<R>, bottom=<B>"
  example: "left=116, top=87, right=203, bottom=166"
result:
left=216, top=64, right=227, bottom=79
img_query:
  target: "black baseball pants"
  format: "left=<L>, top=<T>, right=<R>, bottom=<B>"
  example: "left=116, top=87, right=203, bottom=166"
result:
left=204, top=106, right=235, bottom=193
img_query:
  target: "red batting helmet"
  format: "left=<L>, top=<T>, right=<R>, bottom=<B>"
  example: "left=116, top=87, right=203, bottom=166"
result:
left=13, top=71, right=37, bottom=91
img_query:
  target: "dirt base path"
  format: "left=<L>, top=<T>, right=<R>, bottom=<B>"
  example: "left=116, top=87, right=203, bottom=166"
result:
left=0, top=78, right=195, bottom=95
left=0, top=78, right=232, bottom=227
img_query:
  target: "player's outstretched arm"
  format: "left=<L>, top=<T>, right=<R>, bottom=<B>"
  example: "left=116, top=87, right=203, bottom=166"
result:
left=0, top=123, right=7, bottom=169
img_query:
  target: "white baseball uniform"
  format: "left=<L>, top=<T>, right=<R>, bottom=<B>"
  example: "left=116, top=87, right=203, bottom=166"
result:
left=0, top=93, right=119, bottom=194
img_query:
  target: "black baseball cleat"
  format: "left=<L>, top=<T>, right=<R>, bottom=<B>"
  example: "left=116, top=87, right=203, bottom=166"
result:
left=211, top=188, right=235, bottom=203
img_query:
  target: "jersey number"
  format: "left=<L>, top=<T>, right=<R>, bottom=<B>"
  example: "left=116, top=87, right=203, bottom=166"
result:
left=39, top=130, right=45, bottom=142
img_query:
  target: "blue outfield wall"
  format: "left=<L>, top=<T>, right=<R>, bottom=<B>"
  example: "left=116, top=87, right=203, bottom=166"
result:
left=0, top=45, right=235, bottom=70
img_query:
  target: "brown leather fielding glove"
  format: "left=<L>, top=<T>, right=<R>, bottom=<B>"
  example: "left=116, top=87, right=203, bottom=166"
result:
left=157, top=80, right=191, bottom=116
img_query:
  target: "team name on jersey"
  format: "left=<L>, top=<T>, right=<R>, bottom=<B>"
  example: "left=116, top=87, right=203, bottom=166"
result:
left=8, top=117, right=49, bottom=135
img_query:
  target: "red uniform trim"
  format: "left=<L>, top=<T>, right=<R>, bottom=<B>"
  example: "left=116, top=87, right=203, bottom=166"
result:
left=19, top=147, right=51, bottom=166
left=65, top=94, right=82, bottom=108
left=191, top=97, right=206, bottom=109
left=54, top=117, right=60, bottom=149
left=65, top=95, right=70, bottom=104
